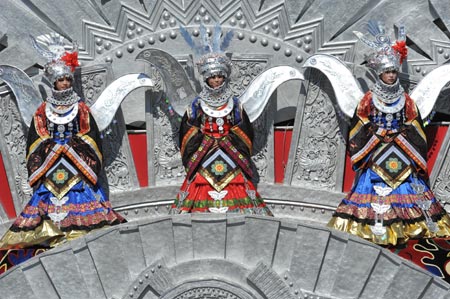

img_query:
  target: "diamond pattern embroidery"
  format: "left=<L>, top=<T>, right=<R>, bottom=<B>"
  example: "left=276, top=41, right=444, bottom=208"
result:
left=371, top=144, right=412, bottom=189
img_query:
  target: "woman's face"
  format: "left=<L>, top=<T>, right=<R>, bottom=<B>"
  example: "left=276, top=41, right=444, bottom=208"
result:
left=55, top=76, right=73, bottom=91
left=207, top=75, right=225, bottom=89
left=380, top=70, right=398, bottom=85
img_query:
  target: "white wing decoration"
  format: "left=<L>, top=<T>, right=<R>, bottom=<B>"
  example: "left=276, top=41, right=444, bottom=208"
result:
left=135, top=48, right=196, bottom=116
left=373, top=185, right=393, bottom=197
left=90, top=73, right=154, bottom=131
left=410, top=64, right=450, bottom=119
left=240, top=66, right=304, bottom=123
left=0, top=65, right=42, bottom=127
left=370, top=203, right=391, bottom=214
left=303, top=54, right=364, bottom=118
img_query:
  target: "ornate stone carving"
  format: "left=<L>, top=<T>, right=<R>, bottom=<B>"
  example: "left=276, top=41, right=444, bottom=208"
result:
left=433, top=163, right=450, bottom=203
left=0, top=94, right=32, bottom=210
left=252, top=113, right=269, bottom=180
left=147, top=65, right=164, bottom=93
left=101, top=117, right=133, bottom=192
left=159, top=280, right=257, bottom=299
left=230, top=59, right=272, bottom=182
left=151, top=91, right=184, bottom=185
left=248, top=263, right=298, bottom=299
left=251, top=99, right=276, bottom=183
left=79, top=71, right=107, bottom=106
left=79, top=67, right=140, bottom=192
left=173, top=287, right=242, bottom=299
left=291, top=70, right=342, bottom=190
left=229, top=61, right=266, bottom=96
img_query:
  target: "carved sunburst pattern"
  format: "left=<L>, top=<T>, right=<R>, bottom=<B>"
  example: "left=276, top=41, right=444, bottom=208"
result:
left=1, top=0, right=450, bottom=72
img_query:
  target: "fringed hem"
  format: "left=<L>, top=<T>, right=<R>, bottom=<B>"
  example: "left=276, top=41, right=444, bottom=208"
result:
left=328, top=213, right=450, bottom=246
left=0, top=216, right=126, bottom=249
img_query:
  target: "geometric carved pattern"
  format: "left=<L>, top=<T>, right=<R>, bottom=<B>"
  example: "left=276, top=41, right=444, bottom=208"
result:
left=0, top=93, right=32, bottom=216
left=150, top=91, right=184, bottom=185
left=248, top=262, right=298, bottom=299
left=289, top=69, right=345, bottom=191
left=172, top=288, right=242, bottom=299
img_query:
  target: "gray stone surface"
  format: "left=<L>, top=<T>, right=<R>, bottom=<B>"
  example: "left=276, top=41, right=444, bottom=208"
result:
left=0, top=268, right=38, bottom=299
left=40, top=248, right=90, bottom=299
left=420, top=279, right=450, bottom=299
left=86, top=229, right=132, bottom=299
left=72, top=238, right=107, bottom=299
left=159, top=279, right=258, bottom=299
left=169, top=259, right=251, bottom=291
left=332, top=238, right=380, bottom=298
left=191, top=214, right=227, bottom=259
left=314, top=233, right=349, bottom=296
left=21, top=259, right=59, bottom=299
left=381, top=263, right=433, bottom=299
left=271, top=220, right=298, bottom=274
left=1, top=215, right=449, bottom=299
left=143, top=259, right=175, bottom=296
left=359, top=253, right=402, bottom=299
left=225, top=215, right=246, bottom=264
left=244, top=216, right=280, bottom=267
left=172, top=214, right=194, bottom=263
left=118, top=224, right=147, bottom=280
left=289, top=224, right=330, bottom=292
left=139, top=217, right=177, bottom=266
left=248, top=262, right=296, bottom=299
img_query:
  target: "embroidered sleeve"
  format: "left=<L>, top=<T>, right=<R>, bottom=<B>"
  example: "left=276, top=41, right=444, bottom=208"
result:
left=394, top=101, right=428, bottom=175
left=348, top=93, right=389, bottom=170
left=26, top=117, right=61, bottom=186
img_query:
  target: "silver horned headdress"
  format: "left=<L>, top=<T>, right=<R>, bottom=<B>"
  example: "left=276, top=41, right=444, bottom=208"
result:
left=354, top=21, right=407, bottom=75
left=30, top=33, right=80, bottom=86
left=180, top=23, right=234, bottom=107
left=180, top=23, right=233, bottom=81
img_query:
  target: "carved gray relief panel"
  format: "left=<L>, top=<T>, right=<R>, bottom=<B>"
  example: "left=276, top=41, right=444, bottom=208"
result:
left=432, top=160, right=450, bottom=205
left=416, top=80, right=450, bottom=211
left=80, top=66, right=140, bottom=193
left=426, top=80, right=450, bottom=207
left=171, top=287, right=244, bottom=299
left=288, top=69, right=346, bottom=192
left=151, top=90, right=184, bottom=186
left=0, top=92, right=31, bottom=216
left=251, top=97, right=276, bottom=184
left=145, top=59, right=186, bottom=187
left=159, top=280, right=257, bottom=299
left=430, top=127, right=450, bottom=210
left=230, top=57, right=274, bottom=184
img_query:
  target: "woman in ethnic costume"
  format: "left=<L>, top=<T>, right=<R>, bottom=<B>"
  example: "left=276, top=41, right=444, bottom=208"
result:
left=172, top=26, right=272, bottom=215
left=0, top=35, right=125, bottom=249
left=327, top=22, right=450, bottom=245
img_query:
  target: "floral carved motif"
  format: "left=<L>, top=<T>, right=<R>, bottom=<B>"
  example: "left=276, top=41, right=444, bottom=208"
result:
left=292, top=70, right=341, bottom=190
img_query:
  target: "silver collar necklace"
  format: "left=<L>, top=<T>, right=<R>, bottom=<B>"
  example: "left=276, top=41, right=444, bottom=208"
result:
left=199, top=81, right=233, bottom=108
left=46, top=87, right=80, bottom=106
left=45, top=103, right=78, bottom=125
left=372, top=78, right=404, bottom=104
